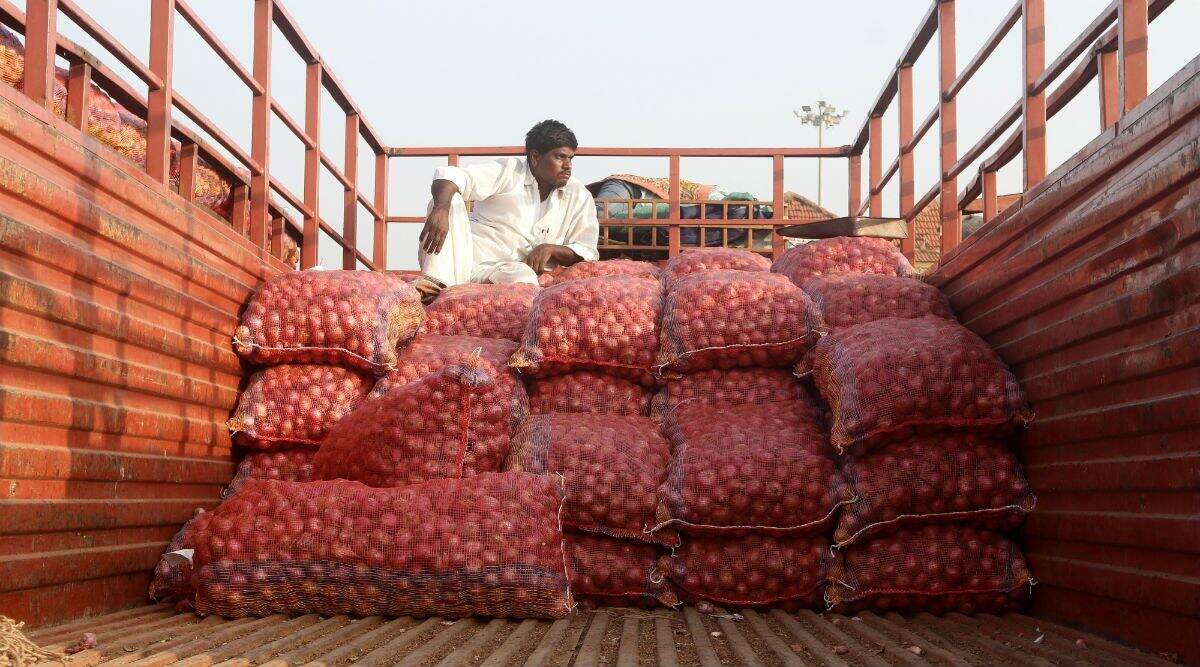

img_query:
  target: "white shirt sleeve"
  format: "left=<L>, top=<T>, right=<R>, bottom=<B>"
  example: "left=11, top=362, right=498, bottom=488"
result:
left=432, top=158, right=512, bottom=202
left=562, top=186, right=600, bottom=262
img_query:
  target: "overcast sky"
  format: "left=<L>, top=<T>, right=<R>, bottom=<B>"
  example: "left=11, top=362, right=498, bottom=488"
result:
left=45, top=1, right=1200, bottom=270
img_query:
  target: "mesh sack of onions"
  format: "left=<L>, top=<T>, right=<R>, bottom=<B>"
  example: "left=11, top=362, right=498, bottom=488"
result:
left=504, top=413, right=673, bottom=545
left=802, top=315, right=1031, bottom=455
left=772, top=236, right=915, bottom=289
left=656, top=271, right=823, bottom=374
left=660, top=534, right=829, bottom=609
left=656, top=401, right=846, bottom=535
left=650, top=368, right=809, bottom=421
left=233, top=270, right=425, bottom=373
left=828, top=525, right=1033, bottom=615
left=565, top=532, right=677, bottom=608
left=423, top=283, right=539, bottom=341
left=226, top=365, right=372, bottom=449
left=223, top=447, right=316, bottom=499
left=661, top=248, right=771, bottom=286
left=149, top=513, right=202, bottom=605
left=368, top=334, right=518, bottom=399
left=539, top=258, right=661, bottom=288
left=510, top=276, right=662, bottom=382
left=313, top=352, right=527, bottom=487
left=802, top=274, right=954, bottom=333
left=187, top=473, right=573, bottom=619
left=529, top=371, right=653, bottom=417
left=835, top=433, right=1035, bottom=547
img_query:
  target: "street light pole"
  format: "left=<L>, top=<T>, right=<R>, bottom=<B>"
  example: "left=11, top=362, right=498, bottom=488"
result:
left=794, top=101, right=849, bottom=208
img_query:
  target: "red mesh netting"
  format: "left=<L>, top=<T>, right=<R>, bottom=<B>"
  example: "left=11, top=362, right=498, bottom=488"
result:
left=565, top=532, right=677, bottom=607
left=227, top=365, right=372, bottom=449
left=772, top=237, right=915, bottom=288
left=803, top=315, right=1031, bottom=454
left=539, top=259, right=661, bottom=288
left=504, top=413, right=673, bottom=545
left=313, top=354, right=527, bottom=487
left=223, top=448, right=316, bottom=499
left=510, top=276, right=662, bottom=382
left=661, top=534, right=829, bottom=609
left=149, top=514, right=201, bottom=605
left=423, top=283, right=539, bottom=341
left=835, top=434, right=1034, bottom=546
left=662, top=248, right=771, bottom=286
left=801, top=274, right=953, bottom=333
left=657, top=271, right=823, bottom=374
left=828, top=525, right=1033, bottom=615
left=529, top=372, right=653, bottom=417
left=234, top=270, right=424, bottom=374
left=187, top=473, right=573, bottom=619
left=657, top=401, right=846, bottom=534
left=650, top=368, right=808, bottom=421
left=368, top=334, right=519, bottom=399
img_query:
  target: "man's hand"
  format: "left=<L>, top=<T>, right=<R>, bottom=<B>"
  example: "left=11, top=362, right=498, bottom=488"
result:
left=420, top=204, right=450, bottom=255
left=524, top=244, right=578, bottom=275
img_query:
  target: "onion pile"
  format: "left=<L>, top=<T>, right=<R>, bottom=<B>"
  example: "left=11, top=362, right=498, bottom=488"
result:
left=661, top=248, right=771, bottom=286
left=149, top=519, right=197, bottom=604
left=233, top=270, right=424, bottom=373
left=804, top=315, right=1031, bottom=454
left=510, top=276, right=662, bottom=381
left=829, top=525, right=1032, bottom=614
left=227, top=365, right=372, bottom=448
left=314, top=356, right=526, bottom=487
left=661, top=534, right=828, bottom=608
left=423, top=283, right=539, bottom=341
left=539, top=258, right=661, bottom=288
left=504, top=413, right=672, bottom=544
left=657, top=271, right=823, bottom=373
left=223, top=447, right=316, bottom=499
left=565, top=533, right=676, bottom=607
left=771, top=236, right=914, bottom=289
left=651, top=368, right=812, bottom=421
left=529, top=371, right=653, bottom=417
left=368, top=334, right=519, bottom=399
left=802, top=274, right=953, bottom=332
left=188, top=474, right=572, bottom=619
left=836, top=434, right=1035, bottom=546
left=658, top=402, right=845, bottom=534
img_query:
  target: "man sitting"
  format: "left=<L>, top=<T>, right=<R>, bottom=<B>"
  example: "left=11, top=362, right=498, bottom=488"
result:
left=414, top=120, right=599, bottom=302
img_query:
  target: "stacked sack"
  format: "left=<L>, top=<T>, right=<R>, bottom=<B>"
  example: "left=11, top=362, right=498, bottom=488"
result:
left=780, top=239, right=1036, bottom=615
left=507, top=260, right=676, bottom=608
left=652, top=248, right=843, bottom=610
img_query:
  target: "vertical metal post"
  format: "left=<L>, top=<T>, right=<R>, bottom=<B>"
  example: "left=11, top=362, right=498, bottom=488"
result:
left=772, top=154, right=785, bottom=260
left=847, top=153, right=861, bottom=217
left=343, top=113, right=359, bottom=270
left=270, top=215, right=285, bottom=258
left=668, top=155, right=680, bottom=258
left=178, top=142, right=197, bottom=202
left=65, top=62, right=92, bottom=131
left=1022, top=0, right=1047, bottom=190
left=249, top=0, right=272, bottom=249
left=938, top=0, right=961, bottom=253
left=301, top=61, right=320, bottom=269
left=982, top=168, right=998, bottom=223
left=1118, top=0, right=1148, bottom=112
left=231, top=184, right=249, bottom=235
left=146, top=0, right=174, bottom=184
left=448, top=154, right=460, bottom=167
left=1097, top=48, right=1120, bottom=129
left=897, top=64, right=915, bottom=261
left=23, top=0, right=56, bottom=108
left=373, top=153, right=388, bottom=270
left=868, top=114, right=883, bottom=217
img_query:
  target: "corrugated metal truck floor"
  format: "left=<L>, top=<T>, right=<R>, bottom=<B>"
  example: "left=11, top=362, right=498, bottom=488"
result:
left=26, top=604, right=1181, bottom=667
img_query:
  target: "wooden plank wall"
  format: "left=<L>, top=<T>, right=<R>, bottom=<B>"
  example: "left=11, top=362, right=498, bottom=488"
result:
left=929, top=55, right=1200, bottom=664
left=0, top=81, right=287, bottom=625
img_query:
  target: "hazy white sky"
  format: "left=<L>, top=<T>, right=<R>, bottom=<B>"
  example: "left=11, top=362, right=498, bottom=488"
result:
left=43, top=1, right=1200, bottom=270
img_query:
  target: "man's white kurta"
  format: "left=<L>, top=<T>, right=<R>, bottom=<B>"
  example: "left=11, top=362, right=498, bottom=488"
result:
left=418, top=157, right=600, bottom=286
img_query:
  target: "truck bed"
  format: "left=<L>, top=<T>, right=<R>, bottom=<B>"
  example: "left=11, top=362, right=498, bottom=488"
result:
left=29, top=605, right=1178, bottom=666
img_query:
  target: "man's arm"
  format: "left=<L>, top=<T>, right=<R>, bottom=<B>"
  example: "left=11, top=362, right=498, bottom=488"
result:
left=525, top=188, right=599, bottom=274
left=420, top=160, right=512, bottom=255
left=420, top=179, right=458, bottom=255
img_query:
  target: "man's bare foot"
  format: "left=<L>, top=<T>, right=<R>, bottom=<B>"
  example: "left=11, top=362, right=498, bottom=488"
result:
left=412, top=275, right=445, bottom=305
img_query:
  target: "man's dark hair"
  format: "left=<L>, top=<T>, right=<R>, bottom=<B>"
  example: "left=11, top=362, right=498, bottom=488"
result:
left=525, top=120, right=578, bottom=158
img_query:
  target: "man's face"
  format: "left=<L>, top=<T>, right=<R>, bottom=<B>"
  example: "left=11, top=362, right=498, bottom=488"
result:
left=530, top=147, right=574, bottom=189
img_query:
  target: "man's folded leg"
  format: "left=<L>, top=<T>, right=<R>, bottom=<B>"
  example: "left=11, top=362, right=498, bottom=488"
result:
left=416, top=195, right=474, bottom=302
